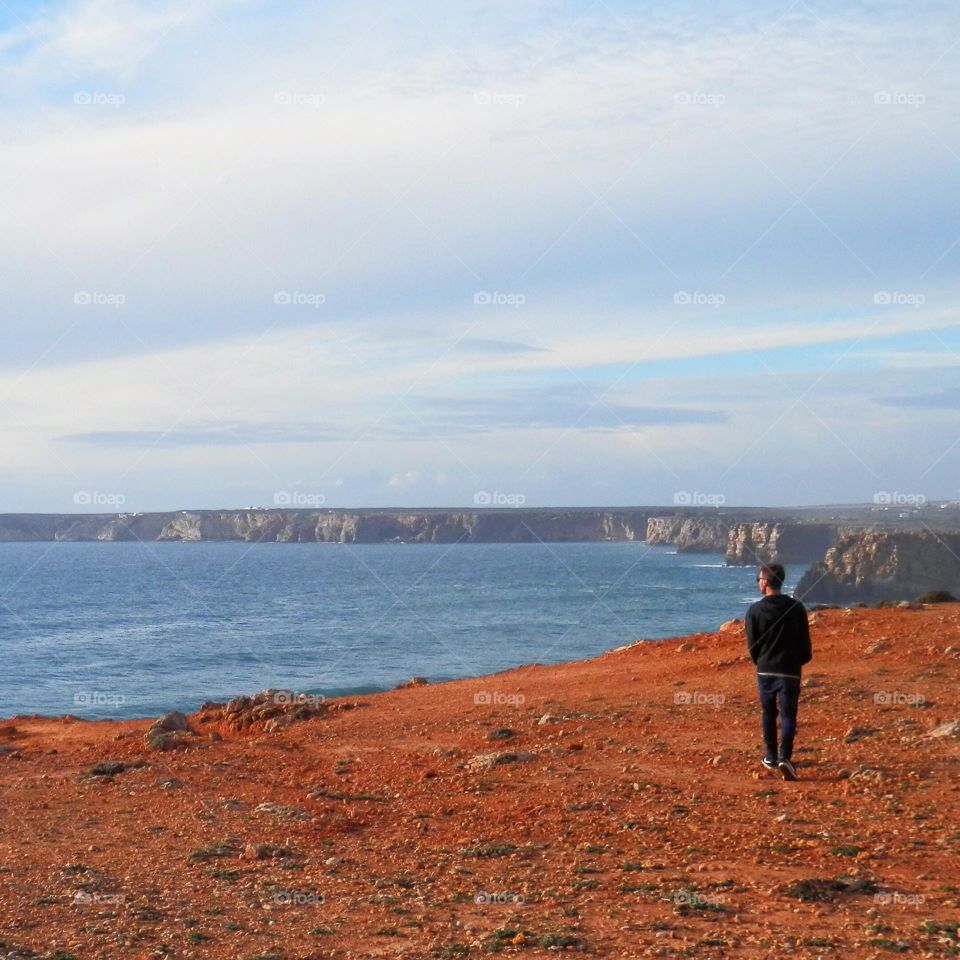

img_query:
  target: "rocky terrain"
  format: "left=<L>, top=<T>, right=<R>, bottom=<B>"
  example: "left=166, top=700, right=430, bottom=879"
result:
left=0, top=605, right=958, bottom=959
left=724, top=522, right=841, bottom=566
left=643, top=517, right=843, bottom=565
left=0, top=510, right=663, bottom=544
left=4, top=504, right=954, bottom=546
left=797, top=531, right=960, bottom=603
left=643, top=517, right=730, bottom=553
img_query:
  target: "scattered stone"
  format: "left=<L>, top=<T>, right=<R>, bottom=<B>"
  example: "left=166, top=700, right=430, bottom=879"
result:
left=677, top=642, right=699, bottom=653
left=537, top=714, right=560, bottom=726
left=202, top=688, right=326, bottom=734
left=307, top=787, right=387, bottom=802
left=395, top=676, right=428, bottom=689
left=781, top=876, right=878, bottom=902
left=849, top=766, right=886, bottom=783
left=464, top=751, right=537, bottom=773
left=144, top=711, right=198, bottom=751
left=717, top=619, right=741, bottom=633
left=188, top=841, right=240, bottom=862
left=844, top=726, right=877, bottom=744
left=157, top=777, right=183, bottom=790
left=224, top=695, right=252, bottom=715
left=897, top=600, right=921, bottom=610
left=802, top=676, right=825, bottom=689
left=264, top=715, right=293, bottom=734
left=243, top=842, right=291, bottom=861
left=255, top=802, right=312, bottom=821
left=927, top=719, right=960, bottom=739
left=87, top=759, right=146, bottom=777
left=144, top=729, right=188, bottom=751
left=487, top=728, right=516, bottom=741
left=152, top=711, right=195, bottom=734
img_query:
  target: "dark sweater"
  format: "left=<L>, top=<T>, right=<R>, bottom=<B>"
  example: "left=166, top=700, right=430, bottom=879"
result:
left=744, top=593, right=812, bottom=677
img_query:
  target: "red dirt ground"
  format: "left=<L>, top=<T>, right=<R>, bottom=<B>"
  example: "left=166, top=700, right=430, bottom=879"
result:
left=0, top=605, right=958, bottom=960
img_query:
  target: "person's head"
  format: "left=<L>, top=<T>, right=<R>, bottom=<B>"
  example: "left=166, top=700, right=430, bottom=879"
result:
left=757, top=563, right=785, bottom=594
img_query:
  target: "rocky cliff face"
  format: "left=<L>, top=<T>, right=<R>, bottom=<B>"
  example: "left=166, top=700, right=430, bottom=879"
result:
left=724, top=522, right=840, bottom=566
left=0, top=509, right=654, bottom=544
left=644, top=516, right=730, bottom=552
left=796, top=530, right=960, bottom=603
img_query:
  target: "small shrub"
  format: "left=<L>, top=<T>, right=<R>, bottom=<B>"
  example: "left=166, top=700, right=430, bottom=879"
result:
left=830, top=844, right=864, bottom=857
left=916, top=590, right=957, bottom=604
left=189, top=842, right=238, bottom=862
left=459, top=842, right=515, bottom=858
left=867, top=939, right=910, bottom=953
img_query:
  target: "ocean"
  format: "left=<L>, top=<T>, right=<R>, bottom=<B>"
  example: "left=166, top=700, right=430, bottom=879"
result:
left=0, top=541, right=797, bottom=720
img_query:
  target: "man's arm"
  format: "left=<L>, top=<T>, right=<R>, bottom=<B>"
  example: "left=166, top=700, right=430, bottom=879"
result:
left=796, top=601, right=812, bottom=665
left=744, top=606, right=760, bottom=664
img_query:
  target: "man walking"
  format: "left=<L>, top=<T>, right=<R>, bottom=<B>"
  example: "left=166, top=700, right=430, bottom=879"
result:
left=745, top=563, right=812, bottom=780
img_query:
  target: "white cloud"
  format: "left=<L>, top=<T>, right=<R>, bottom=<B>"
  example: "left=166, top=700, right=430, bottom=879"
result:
left=387, top=470, right=419, bottom=488
left=1, top=0, right=959, bottom=507
left=2, top=0, right=227, bottom=81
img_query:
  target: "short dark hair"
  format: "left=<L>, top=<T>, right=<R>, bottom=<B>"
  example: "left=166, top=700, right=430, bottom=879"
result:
left=759, top=563, right=785, bottom=590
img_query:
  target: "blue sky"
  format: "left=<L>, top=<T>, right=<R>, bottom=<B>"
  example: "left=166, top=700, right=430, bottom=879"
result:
left=0, top=0, right=958, bottom=510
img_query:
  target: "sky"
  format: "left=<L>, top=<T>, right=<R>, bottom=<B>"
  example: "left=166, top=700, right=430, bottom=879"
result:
left=0, top=0, right=958, bottom=511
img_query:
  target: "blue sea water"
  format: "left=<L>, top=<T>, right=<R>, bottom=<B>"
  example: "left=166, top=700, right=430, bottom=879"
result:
left=0, top=541, right=797, bottom=720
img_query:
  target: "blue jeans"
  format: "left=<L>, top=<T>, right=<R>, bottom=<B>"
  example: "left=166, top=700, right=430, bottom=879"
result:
left=757, top=674, right=801, bottom=762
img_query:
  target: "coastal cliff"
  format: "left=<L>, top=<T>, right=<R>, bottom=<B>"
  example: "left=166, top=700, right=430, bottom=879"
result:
left=724, top=521, right=840, bottom=566
left=644, top=516, right=731, bottom=552
left=796, top=529, right=960, bottom=603
left=643, top=516, right=843, bottom=563
left=0, top=509, right=653, bottom=544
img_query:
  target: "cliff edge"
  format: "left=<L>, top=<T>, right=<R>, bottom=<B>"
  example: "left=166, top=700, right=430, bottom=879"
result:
left=797, top=529, right=960, bottom=603
left=0, top=606, right=957, bottom=957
